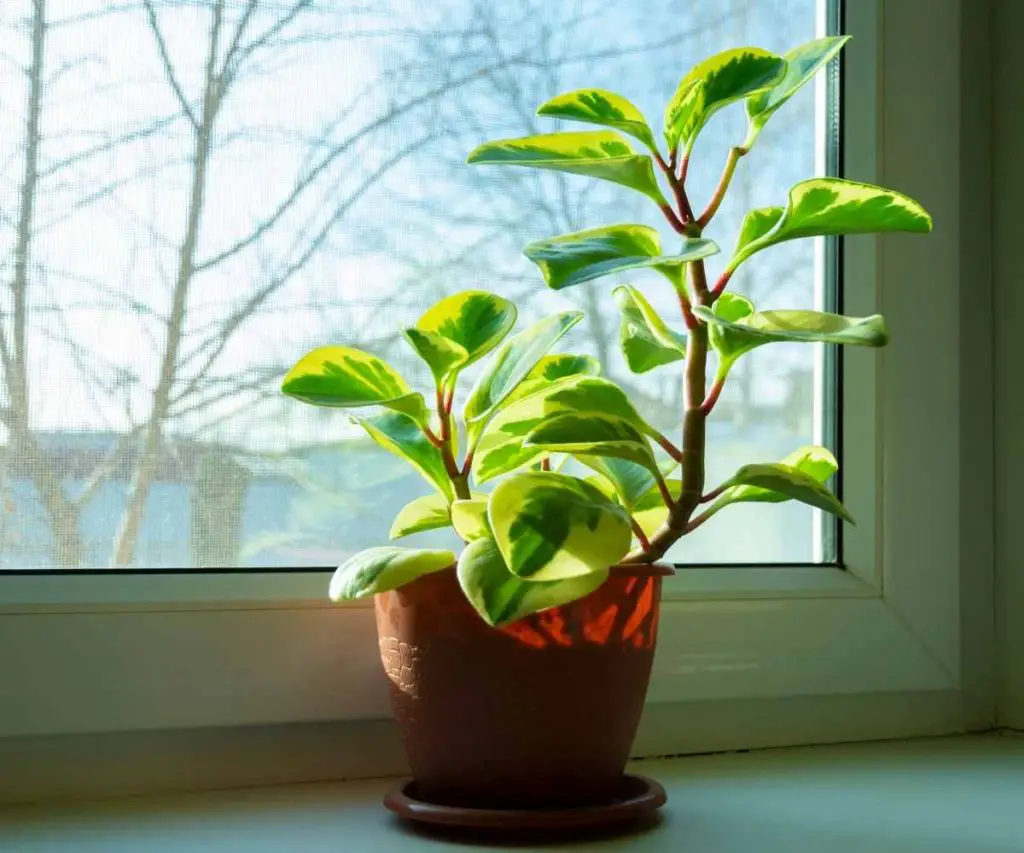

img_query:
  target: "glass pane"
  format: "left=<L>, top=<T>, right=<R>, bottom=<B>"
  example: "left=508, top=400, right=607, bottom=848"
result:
left=0, top=0, right=835, bottom=570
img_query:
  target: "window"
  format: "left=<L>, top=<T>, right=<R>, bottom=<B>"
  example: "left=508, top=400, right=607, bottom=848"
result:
left=1, top=0, right=832, bottom=572
left=1, top=0, right=985, bottom=766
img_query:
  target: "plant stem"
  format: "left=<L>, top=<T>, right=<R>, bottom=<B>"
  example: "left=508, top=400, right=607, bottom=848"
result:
left=635, top=258, right=710, bottom=562
left=422, top=425, right=444, bottom=448
left=710, top=268, right=734, bottom=301
left=654, top=470, right=675, bottom=508
left=676, top=284, right=697, bottom=330
left=630, top=518, right=651, bottom=552
left=700, top=374, right=725, bottom=415
left=697, top=146, right=745, bottom=228
left=654, top=150, right=695, bottom=224
left=435, top=385, right=470, bottom=500
left=652, top=431, right=683, bottom=463
left=659, top=203, right=688, bottom=235
left=684, top=504, right=716, bottom=534
left=700, top=483, right=728, bottom=504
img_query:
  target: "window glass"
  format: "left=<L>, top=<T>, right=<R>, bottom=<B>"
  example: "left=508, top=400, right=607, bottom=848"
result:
left=0, top=0, right=833, bottom=569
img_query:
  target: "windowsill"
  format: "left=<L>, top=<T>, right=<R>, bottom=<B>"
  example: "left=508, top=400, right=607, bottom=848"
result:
left=2, top=735, right=1020, bottom=852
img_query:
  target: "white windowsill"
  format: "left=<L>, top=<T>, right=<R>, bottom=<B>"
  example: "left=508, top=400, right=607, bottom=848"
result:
left=2, top=735, right=1020, bottom=852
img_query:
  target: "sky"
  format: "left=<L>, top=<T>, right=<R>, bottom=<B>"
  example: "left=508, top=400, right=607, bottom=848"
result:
left=0, top=0, right=828, bottom=449
left=0, top=0, right=837, bottom=567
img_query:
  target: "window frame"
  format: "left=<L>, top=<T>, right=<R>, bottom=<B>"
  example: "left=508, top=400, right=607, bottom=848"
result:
left=0, top=0, right=994, bottom=761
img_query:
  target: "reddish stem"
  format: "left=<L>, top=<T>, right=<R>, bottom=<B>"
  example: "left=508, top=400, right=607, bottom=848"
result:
left=700, top=376, right=725, bottom=416
left=540, top=457, right=551, bottom=472
left=422, top=425, right=444, bottom=448
left=697, top=146, right=744, bottom=229
left=630, top=518, right=651, bottom=552
left=653, top=431, right=683, bottom=463
left=678, top=289, right=698, bottom=330
left=654, top=150, right=695, bottom=224
left=700, top=483, right=728, bottom=504
left=659, top=203, right=687, bottom=235
left=679, top=153, right=690, bottom=183
left=710, top=269, right=734, bottom=301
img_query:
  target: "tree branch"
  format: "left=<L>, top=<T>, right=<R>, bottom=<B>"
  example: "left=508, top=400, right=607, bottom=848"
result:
left=141, top=0, right=199, bottom=130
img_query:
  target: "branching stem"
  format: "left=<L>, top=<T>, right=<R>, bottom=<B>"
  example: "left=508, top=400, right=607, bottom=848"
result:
left=701, top=375, right=725, bottom=416
left=698, top=146, right=746, bottom=228
left=630, top=518, right=651, bottom=552
left=652, top=431, right=683, bottom=463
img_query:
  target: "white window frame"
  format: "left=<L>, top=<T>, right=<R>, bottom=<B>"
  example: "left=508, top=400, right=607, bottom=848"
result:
left=0, top=0, right=994, bottom=771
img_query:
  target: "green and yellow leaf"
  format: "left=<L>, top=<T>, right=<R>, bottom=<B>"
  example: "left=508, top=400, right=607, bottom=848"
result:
left=537, top=88, right=657, bottom=150
left=487, top=471, right=631, bottom=581
left=729, top=178, right=932, bottom=272
left=406, top=291, right=518, bottom=383
left=715, top=456, right=851, bottom=524
left=329, top=546, right=454, bottom=600
left=665, top=47, right=786, bottom=149
left=746, top=36, right=849, bottom=147
left=734, top=206, right=784, bottom=256
left=403, top=329, right=467, bottom=386
left=614, top=284, right=687, bottom=374
left=524, top=224, right=718, bottom=291
left=282, top=345, right=427, bottom=423
left=710, top=445, right=838, bottom=511
left=525, top=353, right=601, bottom=382
left=474, top=375, right=654, bottom=484
left=578, top=455, right=656, bottom=511
left=457, top=536, right=608, bottom=627
left=464, top=310, right=583, bottom=433
left=354, top=410, right=454, bottom=500
left=451, top=498, right=491, bottom=542
left=390, top=493, right=452, bottom=540
left=467, top=131, right=668, bottom=206
left=696, top=298, right=889, bottom=368
left=524, top=412, right=659, bottom=475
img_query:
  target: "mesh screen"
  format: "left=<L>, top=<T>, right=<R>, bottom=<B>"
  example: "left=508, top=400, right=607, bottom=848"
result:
left=0, top=0, right=830, bottom=569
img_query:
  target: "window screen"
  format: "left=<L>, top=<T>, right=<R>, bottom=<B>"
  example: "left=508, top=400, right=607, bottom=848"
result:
left=0, top=0, right=836, bottom=570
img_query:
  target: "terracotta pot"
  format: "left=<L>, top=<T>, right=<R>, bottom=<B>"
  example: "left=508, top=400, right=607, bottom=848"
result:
left=374, top=563, right=672, bottom=809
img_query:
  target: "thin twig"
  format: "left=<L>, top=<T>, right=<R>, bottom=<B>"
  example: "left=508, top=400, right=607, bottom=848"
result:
left=141, top=0, right=198, bottom=130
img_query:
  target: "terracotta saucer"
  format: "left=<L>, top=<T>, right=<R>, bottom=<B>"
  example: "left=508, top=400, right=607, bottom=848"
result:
left=384, top=773, right=666, bottom=832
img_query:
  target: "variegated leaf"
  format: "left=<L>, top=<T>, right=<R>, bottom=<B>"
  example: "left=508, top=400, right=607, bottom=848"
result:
left=524, top=412, right=659, bottom=475
left=463, top=310, right=583, bottom=434
left=664, top=47, right=786, bottom=149
left=329, top=547, right=454, bottom=600
left=405, top=290, right=517, bottom=383
left=614, top=284, right=687, bottom=374
left=282, top=345, right=428, bottom=424
left=487, top=471, right=631, bottom=581
left=457, top=536, right=608, bottom=627
left=537, top=88, right=657, bottom=149
left=390, top=493, right=452, bottom=540
left=354, top=410, right=454, bottom=500
left=746, top=36, right=850, bottom=147
left=524, top=224, right=718, bottom=291
left=728, top=178, right=932, bottom=273
left=467, top=131, right=668, bottom=206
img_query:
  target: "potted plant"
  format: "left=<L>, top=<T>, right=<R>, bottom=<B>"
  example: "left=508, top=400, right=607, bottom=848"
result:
left=282, top=36, right=931, bottom=822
